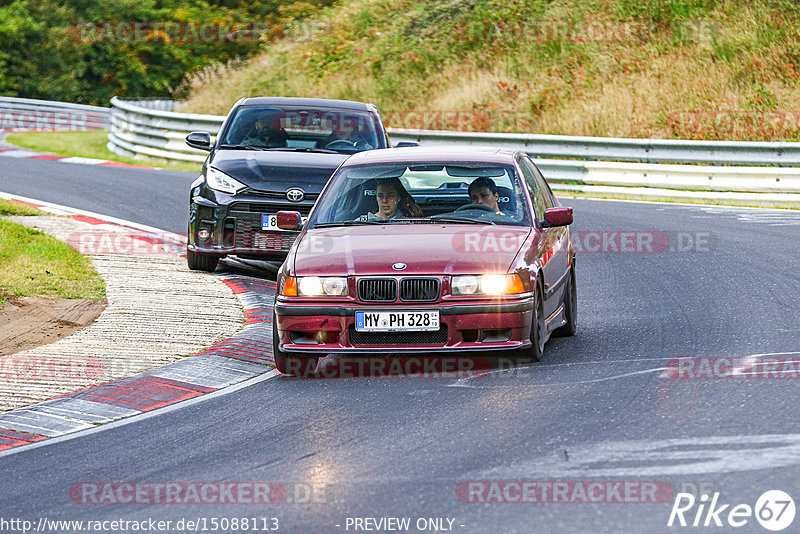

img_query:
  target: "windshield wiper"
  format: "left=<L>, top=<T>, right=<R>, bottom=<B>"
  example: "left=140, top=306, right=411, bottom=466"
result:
left=218, top=144, right=269, bottom=151
left=427, top=216, right=496, bottom=225
left=314, top=220, right=386, bottom=228
left=264, top=147, right=340, bottom=154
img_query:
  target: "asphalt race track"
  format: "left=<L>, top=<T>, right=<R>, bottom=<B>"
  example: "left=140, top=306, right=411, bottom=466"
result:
left=2, top=157, right=800, bottom=533
left=0, top=157, right=198, bottom=233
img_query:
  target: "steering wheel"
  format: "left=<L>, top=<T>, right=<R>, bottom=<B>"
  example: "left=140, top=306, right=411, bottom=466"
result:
left=324, top=139, right=356, bottom=149
left=455, top=203, right=496, bottom=213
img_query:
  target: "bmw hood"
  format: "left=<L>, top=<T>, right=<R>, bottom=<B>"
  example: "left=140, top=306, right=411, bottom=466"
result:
left=210, top=150, right=349, bottom=193
left=292, top=225, right=533, bottom=276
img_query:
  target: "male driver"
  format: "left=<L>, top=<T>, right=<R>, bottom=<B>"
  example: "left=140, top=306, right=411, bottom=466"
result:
left=468, top=177, right=503, bottom=214
left=241, top=113, right=287, bottom=148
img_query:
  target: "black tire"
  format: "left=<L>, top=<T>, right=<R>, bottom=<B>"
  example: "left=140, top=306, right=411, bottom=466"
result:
left=516, top=282, right=545, bottom=362
left=272, top=311, right=318, bottom=377
left=186, top=249, right=219, bottom=272
left=553, top=267, right=577, bottom=337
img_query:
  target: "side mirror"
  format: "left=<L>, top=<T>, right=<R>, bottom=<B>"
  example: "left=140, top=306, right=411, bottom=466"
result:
left=186, top=131, right=212, bottom=151
left=541, top=207, right=573, bottom=228
left=394, top=142, right=420, bottom=148
left=276, top=211, right=303, bottom=230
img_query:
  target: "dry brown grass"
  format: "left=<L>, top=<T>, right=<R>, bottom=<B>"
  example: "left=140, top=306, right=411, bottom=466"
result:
left=179, top=0, right=800, bottom=141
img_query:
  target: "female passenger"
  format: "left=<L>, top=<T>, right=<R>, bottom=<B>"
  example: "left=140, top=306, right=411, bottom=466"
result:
left=363, top=177, right=422, bottom=221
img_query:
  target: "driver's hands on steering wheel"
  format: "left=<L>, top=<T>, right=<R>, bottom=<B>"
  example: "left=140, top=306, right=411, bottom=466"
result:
left=324, top=139, right=356, bottom=149
left=455, top=203, right=496, bottom=213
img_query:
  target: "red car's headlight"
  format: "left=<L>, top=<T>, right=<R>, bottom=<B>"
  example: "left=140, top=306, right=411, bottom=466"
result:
left=451, top=274, right=525, bottom=296
left=282, top=276, right=348, bottom=297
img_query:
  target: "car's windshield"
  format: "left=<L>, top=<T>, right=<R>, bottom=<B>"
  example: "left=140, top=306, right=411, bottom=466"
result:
left=307, top=162, right=531, bottom=228
left=219, top=106, right=382, bottom=154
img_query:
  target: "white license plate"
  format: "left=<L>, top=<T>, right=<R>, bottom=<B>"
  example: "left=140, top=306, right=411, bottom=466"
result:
left=261, top=213, right=307, bottom=231
left=355, top=310, right=440, bottom=332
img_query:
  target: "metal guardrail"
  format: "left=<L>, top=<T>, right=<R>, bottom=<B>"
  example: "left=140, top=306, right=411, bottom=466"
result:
left=0, top=96, right=109, bottom=131
left=0, top=96, right=751, bottom=206
left=107, top=97, right=223, bottom=162
left=387, top=129, right=800, bottom=167
left=106, top=98, right=800, bottom=168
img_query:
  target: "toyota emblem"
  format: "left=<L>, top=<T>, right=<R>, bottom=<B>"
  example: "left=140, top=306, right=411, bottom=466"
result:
left=392, top=262, right=407, bottom=270
left=286, top=188, right=305, bottom=202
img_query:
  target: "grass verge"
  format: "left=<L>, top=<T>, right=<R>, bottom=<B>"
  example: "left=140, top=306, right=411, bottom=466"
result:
left=0, top=198, right=45, bottom=217
left=5, top=130, right=202, bottom=173
left=0, top=202, right=105, bottom=310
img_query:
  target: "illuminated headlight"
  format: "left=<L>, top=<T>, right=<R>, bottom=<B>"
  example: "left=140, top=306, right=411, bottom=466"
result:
left=206, top=167, right=246, bottom=194
left=452, top=274, right=525, bottom=296
left=297, top=276, right=348, bottom=297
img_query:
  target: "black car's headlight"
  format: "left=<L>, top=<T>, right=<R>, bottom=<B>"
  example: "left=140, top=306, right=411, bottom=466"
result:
left=206, top=167, right=246, bottom=194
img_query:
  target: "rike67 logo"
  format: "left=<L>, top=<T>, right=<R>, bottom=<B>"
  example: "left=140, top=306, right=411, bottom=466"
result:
left=668, top=490, right=795, bottom=531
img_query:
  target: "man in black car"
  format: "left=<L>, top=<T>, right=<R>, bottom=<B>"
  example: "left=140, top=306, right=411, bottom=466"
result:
left=239, top=112, right=287, bottom=148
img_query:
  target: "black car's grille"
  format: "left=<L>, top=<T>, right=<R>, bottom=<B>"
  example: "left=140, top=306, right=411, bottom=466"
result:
left=230, top=202, right=313, bottom=216
left=399, top=278, right=440, bottom=302
left=233, top=218, right=297, bottom=250
left=357, top=278, right=397, bottom=302
left=349, top=325, right=448, bottom=346
left=246, top=191, right=320, bottom=202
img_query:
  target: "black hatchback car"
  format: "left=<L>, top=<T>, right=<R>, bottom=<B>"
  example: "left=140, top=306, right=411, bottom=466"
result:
left=185, top=97, right=390, bottom=271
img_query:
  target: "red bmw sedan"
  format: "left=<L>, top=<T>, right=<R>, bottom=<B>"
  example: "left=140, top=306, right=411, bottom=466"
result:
left=273, top=147, right=576, bottom=376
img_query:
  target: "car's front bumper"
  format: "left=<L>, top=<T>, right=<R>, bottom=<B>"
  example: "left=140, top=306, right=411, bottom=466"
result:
left=274, top=299, right=534, bottom=354
left=188, top=191, right=312, bottom=259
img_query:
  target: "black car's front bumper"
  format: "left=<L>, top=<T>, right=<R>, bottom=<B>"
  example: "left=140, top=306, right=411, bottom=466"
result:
left=188, top=189, right=315, bottom=260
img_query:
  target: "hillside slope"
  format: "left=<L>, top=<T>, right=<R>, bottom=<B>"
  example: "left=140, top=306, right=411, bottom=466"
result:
left=180, top=0, right=800, bottom=141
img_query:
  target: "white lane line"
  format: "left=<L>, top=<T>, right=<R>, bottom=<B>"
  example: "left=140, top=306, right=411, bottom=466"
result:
left=475, top=433, right=800, bottom=478
left=0, top=150, right=38, bottom=158
left=448, top=367, right=667, bottom=389
left=57, top=156, right=106, bottom=165
left=0, top=370, right=280, bottom=458
left=449, top=350, right=800, bottom=388
left=543, top=351, right=800, bottom=369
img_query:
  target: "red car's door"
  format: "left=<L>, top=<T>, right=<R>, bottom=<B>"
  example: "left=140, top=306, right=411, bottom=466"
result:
left=519, top=157, right=570, bottom=320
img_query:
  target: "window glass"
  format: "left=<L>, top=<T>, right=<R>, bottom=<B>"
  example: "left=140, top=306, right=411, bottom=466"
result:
left=220, top=106, right=381, bottom=153
left=307, top=163, right=532, bottom=227
left=519, top=158, right=548, bottom=220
